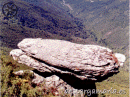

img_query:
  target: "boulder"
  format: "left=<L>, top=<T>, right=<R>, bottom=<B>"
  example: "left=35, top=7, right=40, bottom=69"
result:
left=10, top=38, right=126, bottom=81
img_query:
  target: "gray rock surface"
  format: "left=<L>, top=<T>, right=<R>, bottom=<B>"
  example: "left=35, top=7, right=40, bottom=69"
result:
left=10, top=38, right=126, bottom=81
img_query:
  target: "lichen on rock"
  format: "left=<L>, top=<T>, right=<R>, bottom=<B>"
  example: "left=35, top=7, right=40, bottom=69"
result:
left=10, top=38, right=126, bottom=81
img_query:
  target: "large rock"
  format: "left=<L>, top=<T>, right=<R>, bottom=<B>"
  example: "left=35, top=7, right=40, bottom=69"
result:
left=10, top=38, right=126, bottom=81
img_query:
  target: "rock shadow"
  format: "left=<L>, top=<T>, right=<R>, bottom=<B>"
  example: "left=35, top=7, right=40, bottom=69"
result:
left=33, top=69, right=98, bottom=97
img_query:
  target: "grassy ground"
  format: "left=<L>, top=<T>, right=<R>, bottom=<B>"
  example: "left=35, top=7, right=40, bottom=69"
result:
left=96, top=70, right=129, bottom=97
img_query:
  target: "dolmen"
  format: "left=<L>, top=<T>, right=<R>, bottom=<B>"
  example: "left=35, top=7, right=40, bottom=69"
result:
left=10, top=38, right=126, bottom=96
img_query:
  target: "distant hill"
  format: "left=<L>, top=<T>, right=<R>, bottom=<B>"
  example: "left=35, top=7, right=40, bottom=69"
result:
left=1, top=0, right=98, bottom=48
left=39, top=0, right=129, bottom=51
left=18, top=0, right=129, bottom=53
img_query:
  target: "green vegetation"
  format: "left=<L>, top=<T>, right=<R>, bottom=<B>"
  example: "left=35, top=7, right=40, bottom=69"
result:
left=96, top=70, right=129, bottom=97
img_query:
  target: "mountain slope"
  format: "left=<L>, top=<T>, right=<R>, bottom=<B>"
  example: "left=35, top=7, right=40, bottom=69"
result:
left=17, top=0, right=129, bottom=52
left=1, top=0, right=97, bottom=48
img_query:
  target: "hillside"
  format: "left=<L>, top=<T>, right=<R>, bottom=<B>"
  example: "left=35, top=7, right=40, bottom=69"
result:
left=1, top=0, right=98, bottom=49
left=38, top=0, right=129, bottom=50
left=1, top=0, right=129, bottom=49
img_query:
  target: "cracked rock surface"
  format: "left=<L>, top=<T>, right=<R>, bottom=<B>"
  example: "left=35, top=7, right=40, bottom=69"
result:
left=10, top=38, right=126, bottom=81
